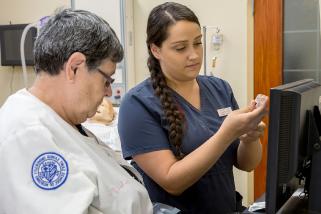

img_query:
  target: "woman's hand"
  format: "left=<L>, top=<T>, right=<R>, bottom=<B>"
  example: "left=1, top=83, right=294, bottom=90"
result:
left=218, top=96, right=269, bottom=143
left=239, top=121, right=266, bottom=144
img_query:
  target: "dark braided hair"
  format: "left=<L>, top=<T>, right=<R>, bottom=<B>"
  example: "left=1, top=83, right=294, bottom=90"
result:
left=146, top=2, right=200, bottom=159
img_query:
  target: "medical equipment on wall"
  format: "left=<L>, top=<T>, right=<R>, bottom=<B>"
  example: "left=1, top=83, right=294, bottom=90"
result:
left=20, top=16, right=49, bottom=87
left=202, top=26, right=223, bottom=77
left=212, top=27, right=223, bottom=51
left=72, top=0, right=134, bottom=106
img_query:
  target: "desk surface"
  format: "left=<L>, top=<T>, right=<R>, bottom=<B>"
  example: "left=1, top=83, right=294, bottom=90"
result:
left=243, top=194, right=265, bottom=213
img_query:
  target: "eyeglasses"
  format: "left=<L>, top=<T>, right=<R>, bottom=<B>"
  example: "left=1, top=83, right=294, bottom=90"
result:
left=96, top=68, right=115, bottom=88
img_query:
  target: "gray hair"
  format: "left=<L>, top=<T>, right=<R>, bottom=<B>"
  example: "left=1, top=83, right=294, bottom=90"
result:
left=34, top=8, right=123, bottom=75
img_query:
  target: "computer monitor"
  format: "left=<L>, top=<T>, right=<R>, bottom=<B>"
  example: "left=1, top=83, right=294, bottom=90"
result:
left=0, top=24, right=36, bottom=66
left=266, top=79, right=321, bottom=214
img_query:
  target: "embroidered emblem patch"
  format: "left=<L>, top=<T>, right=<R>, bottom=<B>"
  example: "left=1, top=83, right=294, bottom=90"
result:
left=31, top=152, right=68, bottom=190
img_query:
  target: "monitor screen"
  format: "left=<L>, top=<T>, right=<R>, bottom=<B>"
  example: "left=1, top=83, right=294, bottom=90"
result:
left=0, top=24, right=36, bottom=66
left=266, top=79, right=321, bottom=213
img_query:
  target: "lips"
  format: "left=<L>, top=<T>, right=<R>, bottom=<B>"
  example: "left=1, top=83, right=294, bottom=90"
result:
left=186, top=63, right=200, bottom=68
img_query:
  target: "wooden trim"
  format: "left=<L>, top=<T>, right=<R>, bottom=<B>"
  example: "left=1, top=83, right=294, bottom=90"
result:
left=253, top=0, right=283, bottom=199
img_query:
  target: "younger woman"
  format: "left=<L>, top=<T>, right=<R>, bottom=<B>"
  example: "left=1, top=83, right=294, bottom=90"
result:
left=118, top=2, right=268, bottom=213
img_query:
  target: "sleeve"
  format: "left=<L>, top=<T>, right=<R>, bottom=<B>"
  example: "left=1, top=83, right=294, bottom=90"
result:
left=220, top=78, right=240, bottom=162
left=118, top=93, right=171, bottom=160
left=206, top=76, right=239, bottom=110
left=222, top=78, right=239, bottom=110
left=0, top=125, right=97, bottom=214
left=228, top=87, right=240, bottom=165
left=230, top=91, right=239, bottom=110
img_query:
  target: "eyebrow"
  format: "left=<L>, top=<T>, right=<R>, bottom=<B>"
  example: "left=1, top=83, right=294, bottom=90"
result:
left=170, top=35, right=203, bottom=45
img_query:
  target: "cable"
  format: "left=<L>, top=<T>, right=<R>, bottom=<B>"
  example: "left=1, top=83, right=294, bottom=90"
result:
left=20, top=17, right=49, bottom=88
left=10, top=66, right=14, bottom=94
left=20, top=22, right=37, bottom=88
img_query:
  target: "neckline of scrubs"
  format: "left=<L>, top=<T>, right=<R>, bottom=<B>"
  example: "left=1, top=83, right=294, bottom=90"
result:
left=167, top=76, right=206, bottom=113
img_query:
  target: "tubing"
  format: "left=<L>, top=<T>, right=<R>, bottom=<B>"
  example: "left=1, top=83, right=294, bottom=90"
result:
left=20, top=22, right=37, bottom=88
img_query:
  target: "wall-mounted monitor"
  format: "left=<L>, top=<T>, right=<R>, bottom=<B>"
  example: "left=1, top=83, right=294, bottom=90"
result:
left=0, top=24, right=36, bottom=66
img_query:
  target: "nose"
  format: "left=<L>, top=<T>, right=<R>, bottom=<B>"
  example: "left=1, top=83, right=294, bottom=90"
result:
left=105, top=85, right=113, bottom=97
left=188, top=48, right=199, bottom=61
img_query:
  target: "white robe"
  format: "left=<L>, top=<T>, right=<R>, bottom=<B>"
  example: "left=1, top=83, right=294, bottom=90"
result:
left=0, top=89, right=153, bottom=214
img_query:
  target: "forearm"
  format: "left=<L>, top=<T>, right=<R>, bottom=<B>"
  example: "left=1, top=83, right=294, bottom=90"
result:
left=134, top=105, right=268, bottom=195
left=236, top=139, right=262, bottom=172
left=160, top=129, right=235, bottom=195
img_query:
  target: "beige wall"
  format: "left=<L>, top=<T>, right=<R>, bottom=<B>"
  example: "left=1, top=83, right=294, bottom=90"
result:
left=0, top=0, right=70, bottom=105
left=133, top=0, right=254, bottom=205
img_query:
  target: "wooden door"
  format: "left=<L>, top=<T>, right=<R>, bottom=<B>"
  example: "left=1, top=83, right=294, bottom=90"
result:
left=253, top=0, right=283, bottom=199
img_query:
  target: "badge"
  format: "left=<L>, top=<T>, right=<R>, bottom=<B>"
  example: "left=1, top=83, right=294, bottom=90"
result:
left=217, top=107, right=232, bottom=117
left=31, top=152, right=68, bottom=190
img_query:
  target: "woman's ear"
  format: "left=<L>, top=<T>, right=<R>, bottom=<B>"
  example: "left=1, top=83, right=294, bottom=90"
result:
left=150, top=44, right=161, bottom=59
left=65, top=52, right=86, bottom=81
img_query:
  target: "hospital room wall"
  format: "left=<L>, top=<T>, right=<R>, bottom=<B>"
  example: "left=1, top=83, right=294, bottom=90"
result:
left=133, top=0, right=254, bottom=206
left=0, top=0, right=70, bottom=105
left=0, top=0, right=255, bottom=205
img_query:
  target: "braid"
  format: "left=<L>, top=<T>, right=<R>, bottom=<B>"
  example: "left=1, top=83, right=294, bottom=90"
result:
left=148, top=55, right=185, bottom=159
left=145, top=2, right=200, bottom=159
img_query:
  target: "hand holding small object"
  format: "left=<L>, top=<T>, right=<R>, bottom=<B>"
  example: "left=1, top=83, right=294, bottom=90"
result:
left=255, top=94, right=268, bottom=108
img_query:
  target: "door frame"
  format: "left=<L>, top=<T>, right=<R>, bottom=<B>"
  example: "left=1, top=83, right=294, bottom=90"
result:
left=253, top=0, right=283, bottom=199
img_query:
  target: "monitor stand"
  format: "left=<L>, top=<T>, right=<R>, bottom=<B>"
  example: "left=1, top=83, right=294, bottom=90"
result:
left=277, top=188, right=309, bottom=214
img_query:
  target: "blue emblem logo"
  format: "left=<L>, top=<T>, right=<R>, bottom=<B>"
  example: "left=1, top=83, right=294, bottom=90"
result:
left=31, top=152, right=68, bottom=190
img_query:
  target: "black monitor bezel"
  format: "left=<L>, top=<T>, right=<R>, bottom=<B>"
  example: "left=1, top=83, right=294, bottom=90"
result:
left=266, top=79, right=321, bottom=213
left=0, top=23, right=36, bottom=66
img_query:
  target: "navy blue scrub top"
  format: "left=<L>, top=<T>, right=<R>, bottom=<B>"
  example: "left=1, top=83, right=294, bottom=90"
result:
left=118, top=75, right=240, bottom=214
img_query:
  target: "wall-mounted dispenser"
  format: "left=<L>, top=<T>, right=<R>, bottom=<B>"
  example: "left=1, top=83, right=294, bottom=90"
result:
left=202, top=26, right=223, bottom=77
left=212, top=27, right=223, bottom=51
